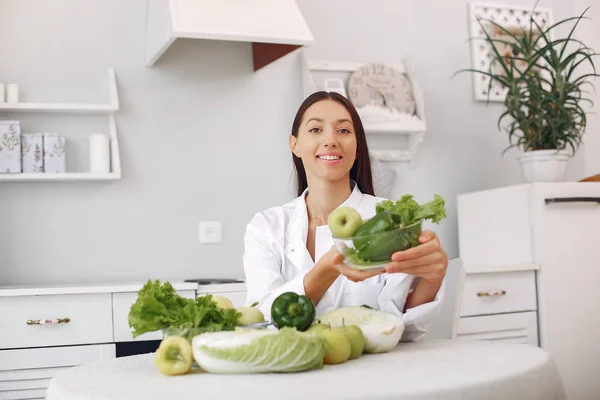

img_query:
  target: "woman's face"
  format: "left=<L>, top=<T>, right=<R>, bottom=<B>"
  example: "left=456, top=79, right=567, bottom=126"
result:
left=290, top=99, right=358, bottom=184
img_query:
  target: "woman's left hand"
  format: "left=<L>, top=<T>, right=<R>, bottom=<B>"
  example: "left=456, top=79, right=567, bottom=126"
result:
left=385, top=230, right=448, bottom=284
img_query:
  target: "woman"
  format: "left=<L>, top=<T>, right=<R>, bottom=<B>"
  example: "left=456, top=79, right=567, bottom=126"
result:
left=243, top=91, right=448, bottom=341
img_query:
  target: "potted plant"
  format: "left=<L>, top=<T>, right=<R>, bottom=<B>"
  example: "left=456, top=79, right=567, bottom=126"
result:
left=457, top=5, right=600, bottom=182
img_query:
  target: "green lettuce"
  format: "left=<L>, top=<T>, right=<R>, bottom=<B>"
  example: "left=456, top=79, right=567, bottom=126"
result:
left=375, top=194, right=446, bottom=225
left=128, top=279, right=240, bottom=338
left=192, top=327, right=328, bottom=374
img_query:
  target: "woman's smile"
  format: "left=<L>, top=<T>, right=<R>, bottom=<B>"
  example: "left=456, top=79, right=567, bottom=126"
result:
left=316, top=152, right=343, bottom=165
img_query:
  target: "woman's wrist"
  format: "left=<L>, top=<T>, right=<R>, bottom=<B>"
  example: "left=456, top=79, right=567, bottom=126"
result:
left=303, top=258, right=340, bottom=305
left=404, top=277, right=442, bottom=311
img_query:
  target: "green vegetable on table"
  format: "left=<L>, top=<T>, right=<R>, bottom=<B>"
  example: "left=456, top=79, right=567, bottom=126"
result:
left=128, top=279, right=240, bottom=341
left=343, top=194, right=447, bottom=266
left=192, top=327, right=328, bottom=374
left=270, top=292, right=316, bottom=332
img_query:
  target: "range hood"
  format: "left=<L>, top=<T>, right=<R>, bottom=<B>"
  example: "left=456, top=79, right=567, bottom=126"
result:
left=145, top=0, right=315, bottom=70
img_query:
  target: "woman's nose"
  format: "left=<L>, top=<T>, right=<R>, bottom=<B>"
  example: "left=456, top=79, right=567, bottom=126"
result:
left=323, top=128, right=338, bottom=147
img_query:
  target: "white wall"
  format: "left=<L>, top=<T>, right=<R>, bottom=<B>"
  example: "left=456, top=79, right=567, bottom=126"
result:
left=0, top=0, right=588, bottom=298
left=573, top=0, right=600, bottom=177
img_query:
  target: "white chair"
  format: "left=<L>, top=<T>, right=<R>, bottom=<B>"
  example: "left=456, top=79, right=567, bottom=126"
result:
left=451, top=260, right=466, bottom=339
left=423, top=257, right=466, bottom=340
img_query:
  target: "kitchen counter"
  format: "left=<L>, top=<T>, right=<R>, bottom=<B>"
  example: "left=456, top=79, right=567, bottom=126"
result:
left=0, top=281, right=247, bottom=297
left=0, top=281, right=198, bottom=297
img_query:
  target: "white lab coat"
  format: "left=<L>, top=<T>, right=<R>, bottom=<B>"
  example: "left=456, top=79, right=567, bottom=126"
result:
left=242, top=181, right=445, bottom=341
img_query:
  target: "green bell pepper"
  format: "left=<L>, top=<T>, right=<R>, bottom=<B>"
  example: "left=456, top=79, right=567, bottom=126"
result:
left=271, top=292, right=315, bottom=331
left=350, top=210, right=421, bottom=263
left=353, top=209, right=402, bottom=238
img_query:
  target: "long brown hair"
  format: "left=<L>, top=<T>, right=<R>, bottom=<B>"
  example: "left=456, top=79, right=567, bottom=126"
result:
left=291, top=91, right=374, bottom=197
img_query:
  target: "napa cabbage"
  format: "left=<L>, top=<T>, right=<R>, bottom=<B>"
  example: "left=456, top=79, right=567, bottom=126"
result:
left=191, top=327, right=328, bottom=374
left=317, top=306, right=405, bottom=353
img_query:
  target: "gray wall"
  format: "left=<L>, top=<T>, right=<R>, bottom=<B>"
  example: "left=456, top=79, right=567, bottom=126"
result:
left=0, top=0, right=590, bottom=305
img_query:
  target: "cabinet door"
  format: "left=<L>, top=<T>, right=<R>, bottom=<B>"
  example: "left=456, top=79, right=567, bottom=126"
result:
left=0, top=344, right=114, bottom=400
left=457, top=185, right=535, bottom=270
left=457, top=312, right=538, bottom=346
left=530, top=183, right=600, bottom=400
left=0, top=293, right=113, bottom=350
left=460, top=271, right=537, bottom=317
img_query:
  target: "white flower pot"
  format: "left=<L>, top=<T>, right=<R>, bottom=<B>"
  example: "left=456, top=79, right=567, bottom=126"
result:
left=517, top=149, right=572, bottom=182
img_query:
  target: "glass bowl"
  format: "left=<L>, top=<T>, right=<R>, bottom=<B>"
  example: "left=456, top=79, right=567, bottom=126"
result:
left=333, top=221, right=422, bottom=271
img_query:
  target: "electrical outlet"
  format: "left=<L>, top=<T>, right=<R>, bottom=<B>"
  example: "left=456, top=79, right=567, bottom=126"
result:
left=199, top=221, right=222, bottom=244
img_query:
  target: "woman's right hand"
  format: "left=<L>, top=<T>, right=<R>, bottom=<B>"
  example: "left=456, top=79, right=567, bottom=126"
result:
left=321, top=245, right=384, bottom=283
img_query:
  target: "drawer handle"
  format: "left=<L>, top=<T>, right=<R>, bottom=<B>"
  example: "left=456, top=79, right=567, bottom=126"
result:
left=26, top=317, right=70, bottom=325
left=545, top=197, right=600, bottom=204
left=477, top=290, right=506, bottom=297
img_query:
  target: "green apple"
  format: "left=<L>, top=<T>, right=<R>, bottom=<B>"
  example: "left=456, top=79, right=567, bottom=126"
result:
left=321, top=327, right=351, bottom=365
left=343, top=325, right=365, bottom=360
left=328, top=207, right=363, bottom=238
left=237, top=306, right=265, bottom=325
left=212, top=295, right=234, bottom=309
left=307, top=323, right=330, bottom=335
left=154, top=335, right=193, bottom=376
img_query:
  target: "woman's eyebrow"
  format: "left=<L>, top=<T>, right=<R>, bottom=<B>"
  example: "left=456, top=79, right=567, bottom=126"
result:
left=305, top=118, right=323, bottom=126
left=304, top=118, right=353, bottom=126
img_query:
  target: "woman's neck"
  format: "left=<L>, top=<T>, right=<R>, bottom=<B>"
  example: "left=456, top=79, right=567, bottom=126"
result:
left=305, top=177, right=352, bottom=225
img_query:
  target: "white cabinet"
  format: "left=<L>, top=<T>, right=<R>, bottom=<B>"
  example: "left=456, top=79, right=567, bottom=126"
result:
left=0, top=281, right=248, bottom=397
left=0, top=344, right=114, bottom=400
left=457, top=182, right=600, bottom=400
left=0, top=293, right=113, bottom=350
left=460, top=270, right=537, bottom=317
left=457, top=312, right=538, bottom=346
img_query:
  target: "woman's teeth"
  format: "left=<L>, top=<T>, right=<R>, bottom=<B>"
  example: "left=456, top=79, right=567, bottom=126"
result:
left=318, top=155, right=341, bottom=160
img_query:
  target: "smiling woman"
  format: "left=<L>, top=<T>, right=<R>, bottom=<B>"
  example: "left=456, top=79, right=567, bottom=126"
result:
left=289, top=91, right=374, bottom=198
left=242, top=91, right=448, bottom=342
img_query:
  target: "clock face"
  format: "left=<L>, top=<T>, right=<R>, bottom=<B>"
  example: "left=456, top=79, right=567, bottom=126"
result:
left=347, top=63, right=416, bottom=115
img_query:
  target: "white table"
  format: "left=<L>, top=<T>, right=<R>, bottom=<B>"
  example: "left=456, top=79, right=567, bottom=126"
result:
left=47, top=339, right=565, bottom=400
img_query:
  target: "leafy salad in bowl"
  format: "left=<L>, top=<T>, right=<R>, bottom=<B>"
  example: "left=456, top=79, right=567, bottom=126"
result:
left=329, top=194, right=447, bottom=271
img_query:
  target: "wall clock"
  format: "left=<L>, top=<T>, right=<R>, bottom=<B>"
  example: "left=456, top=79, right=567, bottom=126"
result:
left=347, top=63, right=416, bottom=115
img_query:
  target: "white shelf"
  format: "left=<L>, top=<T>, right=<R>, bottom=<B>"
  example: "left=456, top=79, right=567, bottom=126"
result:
left=0, top=68, right=122, bottom=182
left=0, top=173, right=120, bottom=182
left=0, top=103, right=118, bottom=114
left=301, top=53, right=427, bottom=165
left=363, top=123, right=426, bottom=135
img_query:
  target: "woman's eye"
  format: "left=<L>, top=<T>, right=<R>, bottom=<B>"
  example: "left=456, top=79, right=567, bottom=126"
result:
left=308, top=127, right=321, bottom=133
left=338, top=128, right=352, bottom=134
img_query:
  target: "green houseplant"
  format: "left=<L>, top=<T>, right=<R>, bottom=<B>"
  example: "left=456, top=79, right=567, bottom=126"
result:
left=457, top=5, right=600, bottom=182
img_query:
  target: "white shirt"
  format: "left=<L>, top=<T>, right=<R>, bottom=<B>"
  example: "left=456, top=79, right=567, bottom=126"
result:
left=242, top=182, right=445, bottom=342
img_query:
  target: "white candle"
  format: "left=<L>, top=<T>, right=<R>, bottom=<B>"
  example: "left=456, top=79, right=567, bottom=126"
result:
left=89, top=133, right=110, bottom=173
left=0, top=83, right=5, bottom=103
left=6, top=84, right=18, bottom=103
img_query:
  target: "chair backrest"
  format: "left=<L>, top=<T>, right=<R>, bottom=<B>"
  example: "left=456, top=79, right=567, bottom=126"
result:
left=422, top=257, right=466, bottom=340
left=451, top=260, right=467, bottom=339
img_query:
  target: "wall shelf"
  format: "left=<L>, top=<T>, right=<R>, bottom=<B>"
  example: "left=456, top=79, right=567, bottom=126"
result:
left=0, top=103, right=118, bottom=114
left=301, top=54, right=427, bottom=165
left=0, top=68, right=121, bottom=182
left=0, top=173, right=120, bottom=182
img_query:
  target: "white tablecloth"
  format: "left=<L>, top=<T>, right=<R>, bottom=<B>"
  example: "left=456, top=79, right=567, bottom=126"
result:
left=47, top=339, right=566, bottom=400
